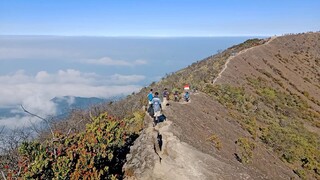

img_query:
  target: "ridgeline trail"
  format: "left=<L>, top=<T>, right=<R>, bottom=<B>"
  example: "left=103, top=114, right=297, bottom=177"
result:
left=123, top=35, right=299, bottom=180
left=212, top=36, right=276, bottom=85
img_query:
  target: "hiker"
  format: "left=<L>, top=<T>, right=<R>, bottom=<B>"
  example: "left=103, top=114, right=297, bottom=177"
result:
left=152, top=92, right=162, bottom=125
left=174, top=91, right=179, bottom=102
left=147, top=89, right=153, bottom=107
left=162, top=88, right=169, bottom=107
left=147, top=89, right=154, bottom=117
left=184, top=91, right=190, bottom=102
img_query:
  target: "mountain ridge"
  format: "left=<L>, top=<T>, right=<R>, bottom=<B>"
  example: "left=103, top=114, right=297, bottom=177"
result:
left=124, top=32, right=320, bottom=179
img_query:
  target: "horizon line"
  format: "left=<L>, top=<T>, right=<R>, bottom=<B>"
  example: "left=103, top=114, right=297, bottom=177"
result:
left=0, top=34, right=271, bottom=38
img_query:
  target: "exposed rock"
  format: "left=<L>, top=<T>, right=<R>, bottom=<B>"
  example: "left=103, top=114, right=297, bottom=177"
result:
left=124, top=115, right=258, bottom=180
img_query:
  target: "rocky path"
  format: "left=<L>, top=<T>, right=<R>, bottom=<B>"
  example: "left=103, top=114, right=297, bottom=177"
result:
left=212, top=36, right=277, bottom=84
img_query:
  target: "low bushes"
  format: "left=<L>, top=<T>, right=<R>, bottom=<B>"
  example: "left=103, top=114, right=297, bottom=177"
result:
left=8, top=111, right=144, bottom=179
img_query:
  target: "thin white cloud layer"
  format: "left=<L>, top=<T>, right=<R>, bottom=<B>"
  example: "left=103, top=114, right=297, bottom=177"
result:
left=110, top=74, right=146, bottom=85
left=133, top=59, right=148, bottom=65
left=0, top=47, right=81, bottom=60
left=85, top=57, right=147, bottom=66
left=0, top=115, right=42, bottom=129
left=0, top=47, right=148, bottom=67
left=0, top=69, right=144, bottom=128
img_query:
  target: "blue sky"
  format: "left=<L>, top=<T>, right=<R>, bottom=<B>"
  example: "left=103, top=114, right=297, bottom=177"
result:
left=1, top=0, right=319, bottom=36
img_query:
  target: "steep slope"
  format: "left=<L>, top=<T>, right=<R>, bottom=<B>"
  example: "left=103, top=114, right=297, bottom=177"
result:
left=124, top=33, right=320, bottom=179
left=217, top=33, right=320, bottom=112
left=208, top=32, right=320, bottom=179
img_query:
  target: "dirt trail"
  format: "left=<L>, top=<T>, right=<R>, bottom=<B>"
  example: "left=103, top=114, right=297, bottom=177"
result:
left=212, top=36, right=277, bottom=84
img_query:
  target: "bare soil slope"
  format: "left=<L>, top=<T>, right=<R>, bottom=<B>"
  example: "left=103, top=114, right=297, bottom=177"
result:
left=166, top=93, right=296, bottom=179
left=219, top=33, right=320, bottom=112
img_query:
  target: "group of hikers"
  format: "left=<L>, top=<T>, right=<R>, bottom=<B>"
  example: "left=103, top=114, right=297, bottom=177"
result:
left=147, top=87, right=191, bottom=126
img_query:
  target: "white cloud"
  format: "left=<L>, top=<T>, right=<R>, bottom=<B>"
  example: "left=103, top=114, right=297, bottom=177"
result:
left=0, top=69, right=144, bottom=107
left=0, top=69, right=145, bottom=128
left=85, top=57, right=148, bottom=66
left=86, top=57, right=131, bottom=66
left=22, top=94, right=57, bottom=117
left=134, top=59, right=148, bottom=65
left=57, top=96, right=75, bottom=106
left=110, top=74, right=146, bottom=85
left=0, top=115, right=42, bottom=129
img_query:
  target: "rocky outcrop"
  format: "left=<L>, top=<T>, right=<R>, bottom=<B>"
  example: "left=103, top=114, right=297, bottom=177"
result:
left=124, top=114, right=258, bottom=180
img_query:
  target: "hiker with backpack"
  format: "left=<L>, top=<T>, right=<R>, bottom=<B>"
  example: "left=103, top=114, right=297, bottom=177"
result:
left=152, top=92, right=162, bottom=125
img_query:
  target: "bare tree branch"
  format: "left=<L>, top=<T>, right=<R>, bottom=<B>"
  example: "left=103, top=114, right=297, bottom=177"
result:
left=1, top=170, right=7, bottom=180
left=20, top=105, right=55, bottom=140
left=26, top=117, right=42, bottom=136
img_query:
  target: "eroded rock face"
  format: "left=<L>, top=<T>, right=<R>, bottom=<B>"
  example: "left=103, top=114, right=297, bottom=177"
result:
left=124, top=115, right=260, bottom=180
left=123, top=120, right=160, bottom=180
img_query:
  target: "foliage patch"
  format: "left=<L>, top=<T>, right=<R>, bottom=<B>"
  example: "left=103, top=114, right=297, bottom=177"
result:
left=5, top=111, right=144, bottom=179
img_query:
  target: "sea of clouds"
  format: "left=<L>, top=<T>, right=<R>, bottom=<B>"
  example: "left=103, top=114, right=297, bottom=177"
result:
left=0, top=36, right=152, bottom=128
left=0, top=69, right=144, bottom=128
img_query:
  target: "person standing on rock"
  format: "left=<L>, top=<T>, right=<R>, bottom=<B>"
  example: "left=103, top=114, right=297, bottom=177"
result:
left=152, top=92, right=162, bottom=125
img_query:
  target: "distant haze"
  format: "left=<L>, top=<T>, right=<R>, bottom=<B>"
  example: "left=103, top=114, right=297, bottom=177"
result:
left=0, top=36, right=258, bottom=128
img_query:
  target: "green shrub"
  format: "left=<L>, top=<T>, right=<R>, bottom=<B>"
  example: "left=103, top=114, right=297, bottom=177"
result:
left=236, top=138, right=256, bottom=163
left=206, top=134, right=222, bottom=150
left=15, top=111, right=144, bottom=179
left=261, top=123, right=320, bottom=173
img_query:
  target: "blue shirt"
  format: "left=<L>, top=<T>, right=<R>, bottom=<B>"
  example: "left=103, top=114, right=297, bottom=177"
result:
left=147, top=92, right=153, bottom=101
